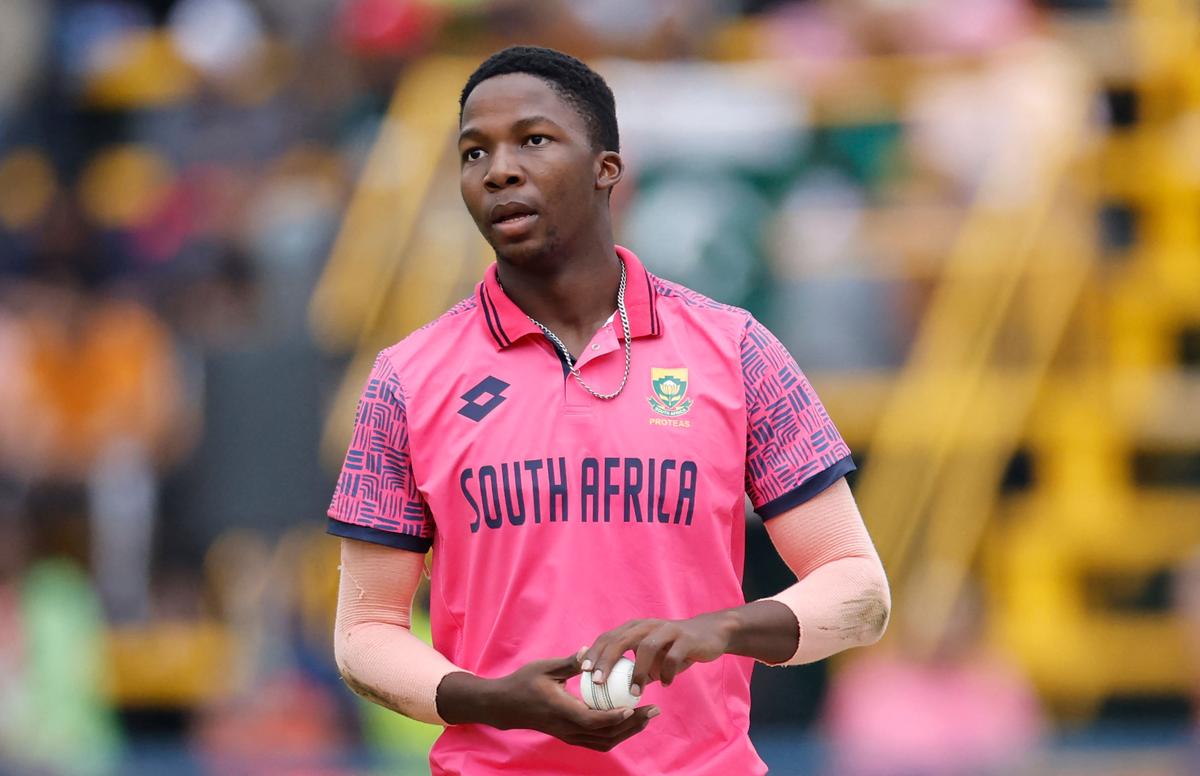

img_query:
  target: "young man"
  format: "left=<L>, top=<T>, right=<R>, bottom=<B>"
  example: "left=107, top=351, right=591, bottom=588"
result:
left=328, top=46, right=890, bottom=775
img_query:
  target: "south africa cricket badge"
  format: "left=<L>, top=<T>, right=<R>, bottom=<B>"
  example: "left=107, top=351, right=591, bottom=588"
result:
left=648, top=367, right=694, bottom=417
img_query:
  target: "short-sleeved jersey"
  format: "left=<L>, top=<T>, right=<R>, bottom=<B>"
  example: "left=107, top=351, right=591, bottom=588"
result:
left=327, top=246, right=853, bottom=776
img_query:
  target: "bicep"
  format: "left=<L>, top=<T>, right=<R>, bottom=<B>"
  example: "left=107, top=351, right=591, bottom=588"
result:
left=336, top=538, right=427, bottom=631
left=762, top=478, right=879, bottom=581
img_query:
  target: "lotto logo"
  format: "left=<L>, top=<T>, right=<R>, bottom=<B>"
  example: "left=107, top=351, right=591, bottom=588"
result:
left=458, top=376, right=509, bottom=422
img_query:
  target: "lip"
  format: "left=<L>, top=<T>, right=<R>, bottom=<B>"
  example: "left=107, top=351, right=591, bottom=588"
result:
left=489, top=201, right=540, bottom=238
left=491, top=212, right=538, bottom=238
left=490, top=200, right=538, bottom=222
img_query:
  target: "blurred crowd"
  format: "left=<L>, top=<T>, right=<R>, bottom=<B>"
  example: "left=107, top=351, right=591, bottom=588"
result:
left=5, top=2, right=436, bottom=770
left=0, top=0, right=1177, bottom=774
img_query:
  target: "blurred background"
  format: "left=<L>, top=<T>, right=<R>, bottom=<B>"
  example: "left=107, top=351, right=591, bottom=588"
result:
left=0, top=0, right=1197, bottom=773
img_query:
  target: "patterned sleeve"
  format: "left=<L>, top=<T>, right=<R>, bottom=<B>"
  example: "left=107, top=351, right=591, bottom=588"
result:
left=326, top=354, right=433, bottom=552
left=742, top=316, right=856, bottom=519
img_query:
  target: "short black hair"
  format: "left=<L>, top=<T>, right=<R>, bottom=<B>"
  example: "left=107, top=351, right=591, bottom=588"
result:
left=459, top=46, right=620, bottom=153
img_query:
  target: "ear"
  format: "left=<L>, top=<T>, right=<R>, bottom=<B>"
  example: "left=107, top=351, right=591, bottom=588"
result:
left=595, top=151, right=624, bottom=193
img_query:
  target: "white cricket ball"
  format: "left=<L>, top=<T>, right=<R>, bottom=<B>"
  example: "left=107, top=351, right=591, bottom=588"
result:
left=580, top=656, right=640, bottom=710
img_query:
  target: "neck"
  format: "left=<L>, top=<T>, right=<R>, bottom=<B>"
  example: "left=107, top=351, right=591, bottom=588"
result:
left=496, top=235, right=621, bottom=337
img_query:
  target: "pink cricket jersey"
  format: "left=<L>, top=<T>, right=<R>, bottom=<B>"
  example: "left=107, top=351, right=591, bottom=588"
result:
left=327, top=246, right=853, bottom=775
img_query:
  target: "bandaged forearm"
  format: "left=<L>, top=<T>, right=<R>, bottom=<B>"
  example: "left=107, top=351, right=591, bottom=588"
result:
left=760, top=478, right=890, bottom=666
left=333, top=538, right=468, bottom=725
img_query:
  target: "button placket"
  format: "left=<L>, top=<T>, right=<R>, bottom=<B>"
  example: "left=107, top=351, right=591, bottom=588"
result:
left=565, top=324, right=622, bottom=407
left=572, top=324, right=620, bottom=371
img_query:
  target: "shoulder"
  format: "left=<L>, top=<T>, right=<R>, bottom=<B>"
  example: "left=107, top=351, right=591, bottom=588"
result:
left=374, top=294, right=481, bottom=388
left=652, top=275, right=755, bottom=343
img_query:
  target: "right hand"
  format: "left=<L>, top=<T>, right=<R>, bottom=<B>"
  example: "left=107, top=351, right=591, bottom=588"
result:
left=438, top=652, right=660, bottom=752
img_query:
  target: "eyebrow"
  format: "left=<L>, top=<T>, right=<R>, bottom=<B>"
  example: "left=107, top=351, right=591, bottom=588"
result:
left=458, top=115, right=565, bottom=144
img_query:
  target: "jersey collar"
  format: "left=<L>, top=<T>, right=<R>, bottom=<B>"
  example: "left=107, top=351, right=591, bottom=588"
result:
left=476, top=245, right=661, bottom=350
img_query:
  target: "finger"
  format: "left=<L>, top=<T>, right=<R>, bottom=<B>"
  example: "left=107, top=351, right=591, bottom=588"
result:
left=592, top=625, right=646, bottom=684
left=562, top=707, right=659, bottom=751
left=589, top=705, right=659, bottom=736
left=660, top=642, right=692, bottom=685
left=563, top=701, right=635, bottom=731
left=631, top=631, right=671, bottom=696
left=560, top=735, right=608, bottom=751
left=582, top=622, right=633, bottom=676
left=605, top=711, right=657, bottom=748
left=578, top=623, right=628, bottom=671
left=543, top=653, right=585, bottom=681
left=550, top=680, right=628, bottom=722
left=562, top=734, right=626, bottom=751
left=562, top=731, right=635, bottom=752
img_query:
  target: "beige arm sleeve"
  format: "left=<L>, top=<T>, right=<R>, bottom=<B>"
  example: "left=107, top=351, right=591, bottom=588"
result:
left=333, top=538, right=467, bottom=725
left=760, top=478, right=891, bottom=666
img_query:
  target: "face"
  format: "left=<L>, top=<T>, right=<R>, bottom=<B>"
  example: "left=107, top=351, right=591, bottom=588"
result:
left=458, top=73, right=622, bottom=268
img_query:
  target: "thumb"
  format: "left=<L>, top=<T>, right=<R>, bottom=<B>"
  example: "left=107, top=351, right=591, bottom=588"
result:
left=543, top=653, right=585, bottom=681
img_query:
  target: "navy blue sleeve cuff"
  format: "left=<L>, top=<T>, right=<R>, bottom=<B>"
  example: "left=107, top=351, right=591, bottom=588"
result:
left=755, top=455, right=857, bottom=520
left=326, top=517, right=433, bottom=553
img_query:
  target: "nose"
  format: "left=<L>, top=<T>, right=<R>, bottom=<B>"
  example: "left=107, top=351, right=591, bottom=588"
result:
left=483, top=145, right=523, bottom=191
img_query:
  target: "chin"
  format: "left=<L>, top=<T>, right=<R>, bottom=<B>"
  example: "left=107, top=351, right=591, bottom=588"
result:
left=492, top=235, right=560, bottom=270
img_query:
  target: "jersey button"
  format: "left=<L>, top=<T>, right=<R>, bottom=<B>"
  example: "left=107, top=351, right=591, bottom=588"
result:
left=591, top=343, right=600, bottom=350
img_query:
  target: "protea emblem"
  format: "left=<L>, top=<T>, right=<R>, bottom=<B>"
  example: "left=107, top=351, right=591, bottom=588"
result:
left=648, top=368, right=694, bottom=417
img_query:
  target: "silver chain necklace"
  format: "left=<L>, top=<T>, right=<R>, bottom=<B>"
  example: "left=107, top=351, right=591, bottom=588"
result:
left=523, top=261, right=632, bottom=400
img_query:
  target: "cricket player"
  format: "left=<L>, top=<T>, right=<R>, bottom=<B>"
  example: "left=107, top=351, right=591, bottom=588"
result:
left=328, top=45, right=890, bottom=775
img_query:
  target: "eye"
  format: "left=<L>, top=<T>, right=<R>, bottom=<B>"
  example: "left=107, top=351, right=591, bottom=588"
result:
left=526, top=134, right=550, bottom=147
left=462, top=148, right=485, bottom=163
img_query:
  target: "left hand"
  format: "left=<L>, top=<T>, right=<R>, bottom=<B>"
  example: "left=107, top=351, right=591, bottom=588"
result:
left=582, top=613, right=733, bottom=698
